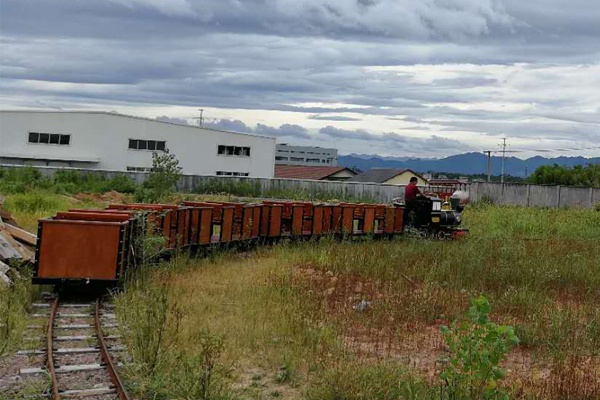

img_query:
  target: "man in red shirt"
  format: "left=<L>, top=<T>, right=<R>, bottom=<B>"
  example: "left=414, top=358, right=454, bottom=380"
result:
left=405, top=177, right=422, bottom=202
left=404, top=177, right=422, bottom=227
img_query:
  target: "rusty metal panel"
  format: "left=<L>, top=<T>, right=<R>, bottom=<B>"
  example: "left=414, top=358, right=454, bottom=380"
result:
left=189, top=209, right=201, bottom=245
left=260, top=204, right=270, bottom=236
left=301, top=203, right=313, bottom=234
left=291, top=205, right=303, bottom=236
left=384, top=207, right=395, bottom=234
left=221, top=207, right=234, bottom=242
left=269, top=205, right=282, bottom=237
left=56, top=212, right=130, bottom=222
left=37, top=220, right=125, bottom=280
left=341, top=206, right=354, bottom=235
left=252, top=206, right=262, bottom=238
left=363, top=206, right=375, bottom=234
left=242, top=206, right=253, bottom=240
left=322, top=205, right=332, bottom=233
left=199, top=209, right=213, bottom=244
left=313, top=205, right=323, bottom=235
left=354, top=204, right=365, bottom=218
left=394, top=206, right=404, bottom=233
left=176, top=209, right=186, bottom=247
left=332, top=206, right=342, bottom=233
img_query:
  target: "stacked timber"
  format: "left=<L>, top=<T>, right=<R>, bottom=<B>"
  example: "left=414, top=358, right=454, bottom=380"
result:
left=0, top=196, right=37, bottom=274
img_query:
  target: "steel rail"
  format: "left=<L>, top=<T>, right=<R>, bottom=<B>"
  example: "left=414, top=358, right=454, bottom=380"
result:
left=94, top=299, right=131, bottom=400
left=47, top=298, right=60, bottom=400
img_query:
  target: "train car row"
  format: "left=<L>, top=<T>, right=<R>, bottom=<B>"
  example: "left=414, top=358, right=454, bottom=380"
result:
left=32, top=200, right=406, bottom=286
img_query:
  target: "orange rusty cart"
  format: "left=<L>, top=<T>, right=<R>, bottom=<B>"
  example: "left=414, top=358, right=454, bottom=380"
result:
left=33, top=218, right=131, bottom=285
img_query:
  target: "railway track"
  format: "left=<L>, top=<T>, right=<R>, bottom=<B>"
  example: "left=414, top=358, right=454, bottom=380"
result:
left=19, top=297, right=131, bottom=399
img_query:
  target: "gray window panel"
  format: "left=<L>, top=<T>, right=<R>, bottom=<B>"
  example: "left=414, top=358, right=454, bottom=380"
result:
left=157, top=141, right=166, bottom=151
left=60, top=135, right=70, bottom=145
left=138, top=140, right=147, bottom=150
left=39, top=133, right=50, bottom=144
left=49, top=134, right=59, bottom=144
left=29, top=132, right=39, bottom=143
left=147, top=140, right=156, bottom=151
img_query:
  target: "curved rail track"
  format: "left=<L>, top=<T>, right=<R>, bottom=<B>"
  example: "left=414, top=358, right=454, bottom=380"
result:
left=21, top=297, right=130, bottom=399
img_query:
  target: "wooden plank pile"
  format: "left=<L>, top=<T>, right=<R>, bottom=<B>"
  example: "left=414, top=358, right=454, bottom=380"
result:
left=0, top=196, right=37, bottom=283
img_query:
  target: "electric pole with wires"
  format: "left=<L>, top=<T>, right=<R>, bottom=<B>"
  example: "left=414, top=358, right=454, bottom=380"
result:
left=499, top=138, right=508, bottom=183
left=193, top=109, right=205, bottom=127
left=483, top=150, right=492, bottom=182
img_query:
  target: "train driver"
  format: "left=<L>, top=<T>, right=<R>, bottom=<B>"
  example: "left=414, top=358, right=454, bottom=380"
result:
left=405, top=176, right=422, bottom=203
left=404, top=177, right=422, bottom=226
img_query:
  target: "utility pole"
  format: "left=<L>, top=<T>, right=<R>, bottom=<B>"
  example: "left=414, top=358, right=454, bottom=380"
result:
left=194, top=108, right=204, bottom=127
left=483, top=151, right=492, bottom=182
left=499, top=138, right=508, bottom=183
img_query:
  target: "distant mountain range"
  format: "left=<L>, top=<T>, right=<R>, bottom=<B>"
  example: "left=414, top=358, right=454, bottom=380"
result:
left=339, top=152, right=600, bottom=177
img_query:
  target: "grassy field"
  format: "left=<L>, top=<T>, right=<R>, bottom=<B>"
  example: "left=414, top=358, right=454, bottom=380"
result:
left=113, top=204, right=600, bottom=399
left=2, top=189, right=599, bottom=399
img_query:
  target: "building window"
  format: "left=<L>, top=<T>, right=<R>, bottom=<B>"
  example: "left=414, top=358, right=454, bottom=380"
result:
left=129, top=139, right=166, bottom=151
left=216, top=171, right=249, bottom=177
left=127, top=166, right=151, bottom=172
left=217, top=145, right=250, bottom=157
left=28, top=132, right=71, bottom=146
left=306, top=158, right=320, bottom=163
left=290, top=157, right=304, bottom=162
left=275, top=156, right=288, bottom=161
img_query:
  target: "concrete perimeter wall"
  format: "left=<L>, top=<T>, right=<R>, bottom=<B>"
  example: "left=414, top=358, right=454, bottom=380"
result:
left=4, top=165, right=599, bottom=208
left=470, top=182, right=599, bottom=208
left=1, top=164, right=405, bottom=203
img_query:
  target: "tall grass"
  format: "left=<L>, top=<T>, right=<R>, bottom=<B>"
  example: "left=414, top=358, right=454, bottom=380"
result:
left=2, top=192, right=108, bottom=232
left=0, top=167, right=137, bottom=195
left=110, top=204, right=600, bottom=399
left=0, top=268, right=43, bottom=357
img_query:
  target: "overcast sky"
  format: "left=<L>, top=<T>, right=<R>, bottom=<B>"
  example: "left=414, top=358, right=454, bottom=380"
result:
left=1, top=0, right=599, bottom=158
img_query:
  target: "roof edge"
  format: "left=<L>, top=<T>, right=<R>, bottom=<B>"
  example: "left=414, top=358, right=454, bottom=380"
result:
left=0, top=109, right=276, bottom=141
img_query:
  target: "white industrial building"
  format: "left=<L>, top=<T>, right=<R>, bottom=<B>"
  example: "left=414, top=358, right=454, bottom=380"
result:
left=0, top=111, right=276, bottom=177
left=275, top=143, right=337, bottom=166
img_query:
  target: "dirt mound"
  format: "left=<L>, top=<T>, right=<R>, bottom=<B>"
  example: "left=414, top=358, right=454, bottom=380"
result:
left=74, top=190, right=128, bottom=203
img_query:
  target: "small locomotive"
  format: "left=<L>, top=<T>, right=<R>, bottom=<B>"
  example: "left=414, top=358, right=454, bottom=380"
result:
left=394, top=192, right=468, bottom=239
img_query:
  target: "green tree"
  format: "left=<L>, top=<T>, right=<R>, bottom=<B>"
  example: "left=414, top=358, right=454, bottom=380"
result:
left=136, top=151, right=182, bottom=203
left=528, top=164, right=600, bottom=187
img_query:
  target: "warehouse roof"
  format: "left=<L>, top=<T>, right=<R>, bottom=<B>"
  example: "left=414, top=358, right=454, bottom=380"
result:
left=275, top=165, right=355, bottom=180
left=351, top=168, right=425, bottom=183
left=0, top=110, right=275, bottom=140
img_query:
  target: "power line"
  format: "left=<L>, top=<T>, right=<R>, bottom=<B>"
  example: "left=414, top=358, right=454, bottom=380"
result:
left=481, top=144, right=600, bottom=154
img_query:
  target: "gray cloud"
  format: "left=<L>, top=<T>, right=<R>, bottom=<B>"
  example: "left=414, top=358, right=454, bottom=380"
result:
left=165, top=117, right=314, bottom=140
left=319, top=126, right=469, bottom=151
left=308, top=114, right=362, bottom=121
left=1, top=0, right=600, bottom=158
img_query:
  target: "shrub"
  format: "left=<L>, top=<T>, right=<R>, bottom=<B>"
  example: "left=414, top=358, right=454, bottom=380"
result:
left=136, top=151, right=182, bottom=203
left=439, top=296, right=519, bottom=400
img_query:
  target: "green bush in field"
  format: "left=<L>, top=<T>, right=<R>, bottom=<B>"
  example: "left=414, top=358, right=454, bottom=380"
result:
left=439, top=296, right=519, bottom=400
left=135, top=151, right=182, bottom=203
